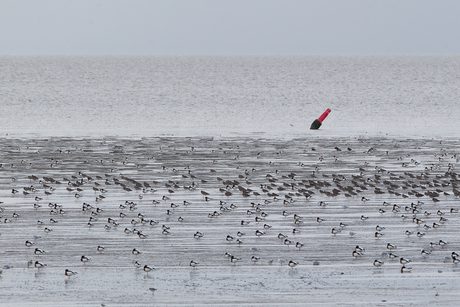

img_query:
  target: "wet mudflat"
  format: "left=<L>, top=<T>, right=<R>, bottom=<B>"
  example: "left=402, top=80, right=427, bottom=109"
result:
left=0, top=136, right=459, bottom=306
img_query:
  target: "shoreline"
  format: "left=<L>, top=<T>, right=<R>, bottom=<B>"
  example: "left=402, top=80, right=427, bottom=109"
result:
left=1, top=128, right=459, bottom=141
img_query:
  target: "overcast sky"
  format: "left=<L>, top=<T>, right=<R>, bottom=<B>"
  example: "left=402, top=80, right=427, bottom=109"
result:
left=1, top=0, right=459, bottom=55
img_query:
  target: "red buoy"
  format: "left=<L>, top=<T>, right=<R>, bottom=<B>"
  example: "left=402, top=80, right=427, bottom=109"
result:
left=310, top=108, right=331, bottom=130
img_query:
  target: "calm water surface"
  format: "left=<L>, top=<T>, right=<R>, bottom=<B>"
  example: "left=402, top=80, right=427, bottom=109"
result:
left=0, top=55, right=459, bottom=138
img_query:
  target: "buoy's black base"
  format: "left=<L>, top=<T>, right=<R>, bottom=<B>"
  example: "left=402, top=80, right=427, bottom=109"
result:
left=310, top=119, right=322, bottom=130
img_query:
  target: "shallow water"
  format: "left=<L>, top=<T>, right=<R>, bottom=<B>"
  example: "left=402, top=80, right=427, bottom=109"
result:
left=0, top=56, right=459, bottom=138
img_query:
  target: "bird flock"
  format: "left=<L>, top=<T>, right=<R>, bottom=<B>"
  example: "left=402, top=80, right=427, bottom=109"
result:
left=0, top=136, right=459, bottom=303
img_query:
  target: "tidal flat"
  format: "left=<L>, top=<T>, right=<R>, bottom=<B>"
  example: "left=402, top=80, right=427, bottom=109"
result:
left=0, top=136, right=459, bottom=306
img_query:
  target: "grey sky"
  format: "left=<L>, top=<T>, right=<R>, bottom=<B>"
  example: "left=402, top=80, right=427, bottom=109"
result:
left=1, top=0, right=459, bottom=55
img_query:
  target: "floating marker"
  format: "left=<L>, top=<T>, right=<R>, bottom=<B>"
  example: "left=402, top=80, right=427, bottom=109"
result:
left=310, top=108, right=331, bottom=130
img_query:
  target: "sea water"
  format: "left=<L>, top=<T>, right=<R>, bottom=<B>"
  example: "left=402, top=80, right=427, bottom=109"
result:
left=1, top=55, right=459, bottom=138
